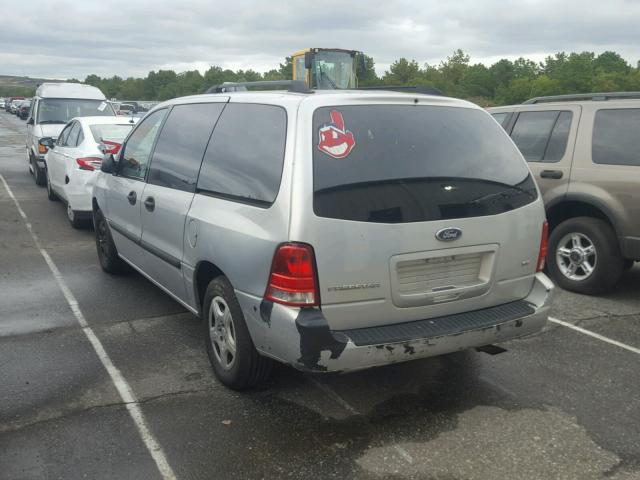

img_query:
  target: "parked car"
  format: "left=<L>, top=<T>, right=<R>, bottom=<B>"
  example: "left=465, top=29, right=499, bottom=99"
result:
left=40, top=116, right=135, bottom=228
left=26, top=82, right=116, bottom=186
left=4, top=96, right=24, bottom=112
left=18, top=100, right=31, bottom=120
left=92, top=86, right=553, bottom=389
left=488, top=92, right=640, bottom=294
left=10, top=99, right=23, bottom=114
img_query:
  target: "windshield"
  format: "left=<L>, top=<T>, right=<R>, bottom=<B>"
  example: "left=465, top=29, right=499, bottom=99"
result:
left=37, top=98, right=115, bottom=124
left=313, top=105, right=537, bottom=223
left=312, top=51, right=356, bottom=89
left=90, top=124, right=134, bottom=143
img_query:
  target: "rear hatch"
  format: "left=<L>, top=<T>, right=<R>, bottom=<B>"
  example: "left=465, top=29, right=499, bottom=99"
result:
left=293, top=99, right=544, bottom=330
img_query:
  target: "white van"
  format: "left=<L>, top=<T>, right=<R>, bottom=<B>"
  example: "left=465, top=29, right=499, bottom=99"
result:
left=26, top=83, right=115, bottom=185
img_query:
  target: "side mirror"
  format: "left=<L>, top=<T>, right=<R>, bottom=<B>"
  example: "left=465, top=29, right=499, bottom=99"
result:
left=100, top=153, right=116, bottom=174
left=27, top=117, right=34, bottom=125
left=304, top=51, right=313, bottom=70
left=38, top=137, right=55, bottom=149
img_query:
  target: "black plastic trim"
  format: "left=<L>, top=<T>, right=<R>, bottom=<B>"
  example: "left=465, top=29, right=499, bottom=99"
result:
left=620, top=236, right=640, bottom=260
left=140, top=240, right=181, bottom=269
left=337, top=300, right=535, bottom=347
left=108, top=219, right=181, bottom=269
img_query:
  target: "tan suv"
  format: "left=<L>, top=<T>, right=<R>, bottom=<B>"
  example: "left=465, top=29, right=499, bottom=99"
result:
left=489, top=92, right=640, bottom=294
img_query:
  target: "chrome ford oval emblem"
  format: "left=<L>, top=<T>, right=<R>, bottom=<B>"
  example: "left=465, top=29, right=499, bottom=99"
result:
left=435, top=227, right=462, bottom=242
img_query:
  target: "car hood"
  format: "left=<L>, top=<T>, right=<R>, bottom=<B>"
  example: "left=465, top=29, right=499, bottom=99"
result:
left=36, top=124, right=65, bottom=139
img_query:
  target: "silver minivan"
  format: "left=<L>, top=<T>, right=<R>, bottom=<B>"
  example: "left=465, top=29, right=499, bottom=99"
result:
left=92, top=86, right=553, bottom=389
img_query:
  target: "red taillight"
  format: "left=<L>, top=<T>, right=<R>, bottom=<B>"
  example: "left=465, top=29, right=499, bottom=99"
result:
left=265, top=243, right=319, bottom=307
left=102, top=140, right=122, bottom=155
left=536, top=220, right=549, bottom=272
left=76, top=157, right=102, bottom=171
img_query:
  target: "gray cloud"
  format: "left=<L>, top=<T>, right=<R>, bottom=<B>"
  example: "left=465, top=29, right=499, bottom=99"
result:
left=1, top=0, right=639, bottom=79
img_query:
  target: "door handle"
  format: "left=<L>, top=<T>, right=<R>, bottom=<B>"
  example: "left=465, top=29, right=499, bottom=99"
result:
left=127, top=191, right=137, bottom=205
left=540, top=169, right=563, bottom=179
left=144, top=196, right=155, bottom=212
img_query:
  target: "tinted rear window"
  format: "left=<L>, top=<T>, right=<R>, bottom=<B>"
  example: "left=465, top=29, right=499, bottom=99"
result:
left=90, top=124, right=134, bottom=143
left=592, top=109, right=640, bottom=166
left=313, top=105, right=536, bottom=223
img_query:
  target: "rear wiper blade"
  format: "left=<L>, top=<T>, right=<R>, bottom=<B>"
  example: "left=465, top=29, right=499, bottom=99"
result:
left=468, top=185, right=534, bottom=205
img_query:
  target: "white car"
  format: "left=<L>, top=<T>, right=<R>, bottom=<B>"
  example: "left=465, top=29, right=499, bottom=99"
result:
left=42, top=116, right=135, bottom=227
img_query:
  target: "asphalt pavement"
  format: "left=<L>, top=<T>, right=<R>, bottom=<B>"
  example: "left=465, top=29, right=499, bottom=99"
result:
left=1, top=112, right=639, bottom=479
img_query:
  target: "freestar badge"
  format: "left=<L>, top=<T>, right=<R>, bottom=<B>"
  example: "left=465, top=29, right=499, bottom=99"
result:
left=318, top=110, right=355, bottom=159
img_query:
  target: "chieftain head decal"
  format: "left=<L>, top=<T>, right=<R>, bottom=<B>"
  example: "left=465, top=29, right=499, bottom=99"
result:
left=318, top=110, right=356, bottom=159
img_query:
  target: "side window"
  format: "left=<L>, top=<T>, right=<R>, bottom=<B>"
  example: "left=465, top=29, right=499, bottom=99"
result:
left=510, top=110, right=572, bottom=162
left=147, top=103, right=224, bottom=192
left=57, top=123, right=74, bottom=146
left=295, top=56, right=306, bottom=82
left=28, top=100, right=36, bottom=120
left=65, top=122, right=81, bottom=147
left=592, top=109, right=640, bottom=166
left=119, top=109, right=167, bottom=180
left=76, top=127, right=85, bottom=146
left=491, top=112, right=509, bottom=127
left=197, top=103, right=287, bottom=206
left=544, top=111, right=572, bottom=161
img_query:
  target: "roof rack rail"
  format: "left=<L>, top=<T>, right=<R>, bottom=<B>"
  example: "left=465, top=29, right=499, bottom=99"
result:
left=523, top=92, right=640, bottom=104
left=205, top=80, right=312, bottom=94
left=357, top=85, right=442, bottom=96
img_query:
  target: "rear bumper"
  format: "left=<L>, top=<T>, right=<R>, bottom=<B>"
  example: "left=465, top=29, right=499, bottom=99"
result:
left=238, top=273, right=554, bottom=373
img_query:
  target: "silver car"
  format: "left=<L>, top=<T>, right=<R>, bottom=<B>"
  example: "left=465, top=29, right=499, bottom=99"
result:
left=92, top=87, right=554, bottom=389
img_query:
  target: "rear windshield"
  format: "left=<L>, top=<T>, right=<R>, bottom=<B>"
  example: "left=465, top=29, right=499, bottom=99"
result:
left=313, top=105, right=537, bottom=223
left=37, top=98, right=114, bottom=124
left=90, top=124, right=134, bottom=143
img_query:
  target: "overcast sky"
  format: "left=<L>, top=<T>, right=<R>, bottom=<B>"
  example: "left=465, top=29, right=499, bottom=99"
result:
left=2, top=0, right=639, bottom=80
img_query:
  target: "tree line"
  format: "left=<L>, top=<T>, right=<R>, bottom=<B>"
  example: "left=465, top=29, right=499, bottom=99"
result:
left=5, top=50, right=640, bottom=106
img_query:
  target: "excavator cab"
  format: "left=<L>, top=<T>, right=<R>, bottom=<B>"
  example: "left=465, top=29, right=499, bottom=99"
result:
left=292, top=48, right=364, bottom=89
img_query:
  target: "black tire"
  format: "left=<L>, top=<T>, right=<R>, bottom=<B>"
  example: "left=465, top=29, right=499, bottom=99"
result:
left=46, top=170, right=58, bottom=201
left=94, top=208, right=126, bottom=273
left=203, top=276, right=272, bottom=389
left=623, top=259, right=635, bottom=271
left=32, top=156, right=46, bottom=186
left=547, top=217, right=624, bottom=294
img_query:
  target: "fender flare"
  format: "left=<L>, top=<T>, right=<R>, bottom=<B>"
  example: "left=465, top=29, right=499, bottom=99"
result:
left=546, top=192, right=622, bottom=236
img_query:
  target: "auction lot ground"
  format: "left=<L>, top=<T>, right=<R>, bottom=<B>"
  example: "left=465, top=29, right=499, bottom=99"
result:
left=0, top=112, right=638, bottom=480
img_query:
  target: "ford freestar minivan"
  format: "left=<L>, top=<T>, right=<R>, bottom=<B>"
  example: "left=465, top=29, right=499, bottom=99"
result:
left=92, top=87, right=554, bottom=389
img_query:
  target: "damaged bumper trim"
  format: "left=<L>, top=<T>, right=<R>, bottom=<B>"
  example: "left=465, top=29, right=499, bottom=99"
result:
left=339, top=300, right=535, bottom=347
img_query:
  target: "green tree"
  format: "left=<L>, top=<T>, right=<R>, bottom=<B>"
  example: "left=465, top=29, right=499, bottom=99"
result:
left=382, top=58, right=421, bottom=84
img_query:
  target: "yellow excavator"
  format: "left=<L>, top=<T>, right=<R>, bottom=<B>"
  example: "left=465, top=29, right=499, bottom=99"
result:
left=291, top=48, right=364, bottom=89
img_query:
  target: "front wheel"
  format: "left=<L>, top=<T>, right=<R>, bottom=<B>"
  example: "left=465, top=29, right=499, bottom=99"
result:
left=203, top=276, right=272, bottom=389
left=31, top=155, right=46, bottom=186
left=46, top=170, right=58, bottom=201
left=547, top=217, right=623, bottom=294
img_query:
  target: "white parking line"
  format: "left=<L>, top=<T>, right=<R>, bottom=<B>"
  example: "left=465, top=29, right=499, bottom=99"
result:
left=0, top=174, right=177, bottom=480
left=309, top=377, right=414, bottom=464
left=549, top=316, right=640, bottom=355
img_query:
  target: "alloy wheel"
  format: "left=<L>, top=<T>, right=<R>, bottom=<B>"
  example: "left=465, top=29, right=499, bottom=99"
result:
left=556, top=232, right=597, bottom=281
left=208, top=296, right=237, bottom=370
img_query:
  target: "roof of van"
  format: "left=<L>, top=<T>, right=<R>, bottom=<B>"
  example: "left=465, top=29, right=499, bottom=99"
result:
left=153, top=89, right=476, bottom=111
left=35, top=82, right=107, bottom=100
